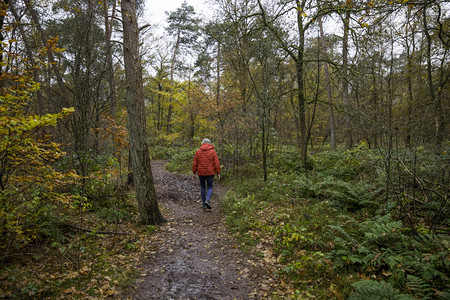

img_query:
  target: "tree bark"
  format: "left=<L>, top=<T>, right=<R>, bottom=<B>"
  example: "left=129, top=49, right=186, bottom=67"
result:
left=295, top=1, right=307, bottom=165
left=423, top=5, right=444, bottom=151
left=103, top=0, right=118, bottom=156
left=167, top=30, right=181, bottom=134
left=121, top=0, right=165, bottom=224
left=318, top=14, right=336, bottom=151
left=405, top=7, right=415, bottom=148
left=104, top=0, right=117, bottom=118
left=342, top=10, right=352, bottom=149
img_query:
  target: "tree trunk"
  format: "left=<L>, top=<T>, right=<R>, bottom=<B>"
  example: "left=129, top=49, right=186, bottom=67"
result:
left=404, top=6, right=415, bottom=148
left=121, top=0, right=165, bottom=225
left=157, top=82, right=163, bottom=132
left=103, top=0, right=118, bottom=156
left=423, top=6, right=444, bottom=151
left=318, top=14, right=336, bottom=151
left=342, top=10, right=352, bottom=149
left=289, top=89, right=301, bottom=147
left=167, top=30, right=181, bottom=134
left=296, top=4, right=307, bottom=165
left=103, top=0, right=117, bottom=119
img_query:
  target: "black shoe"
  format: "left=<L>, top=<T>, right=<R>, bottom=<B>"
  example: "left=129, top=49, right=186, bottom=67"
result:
left=202, top=203, right=207, bottom=209
left=204, top=202, right=212, bottom=209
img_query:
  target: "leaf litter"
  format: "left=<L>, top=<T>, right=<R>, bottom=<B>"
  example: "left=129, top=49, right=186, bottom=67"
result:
left=127, top=161, right=282, bottom=299
left=0, top=160, right=291, bottom=299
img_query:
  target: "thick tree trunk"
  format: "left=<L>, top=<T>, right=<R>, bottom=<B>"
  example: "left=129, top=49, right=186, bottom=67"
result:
left=121, top=0, right=165, bottom=225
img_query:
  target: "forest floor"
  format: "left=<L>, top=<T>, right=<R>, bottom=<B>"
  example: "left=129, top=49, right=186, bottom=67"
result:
left=128, top=161, right=278, bottom=299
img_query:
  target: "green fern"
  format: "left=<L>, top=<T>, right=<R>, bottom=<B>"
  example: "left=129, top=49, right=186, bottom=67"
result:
left=406, top=275, right=434, bottom=299
left=439, top=291, right=450, bottom=300
left=329, top=212, right=449, bottom=298
left=292, top=175, right=316, bottom=198
left=348, top=280, right=415, bottom=300
left=360, top=214, right=403, bottom=247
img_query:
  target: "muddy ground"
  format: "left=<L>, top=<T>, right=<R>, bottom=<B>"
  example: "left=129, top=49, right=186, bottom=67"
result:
left=129, top=161, right=275, bottom=300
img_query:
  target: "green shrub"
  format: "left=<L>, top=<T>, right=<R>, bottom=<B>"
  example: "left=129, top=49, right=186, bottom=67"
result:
left=165, top=148, right=196, bottom=174
left=314, top=144, right=379, bottom=181
left=270, top=149, right=305, bottom=174
left=96, top=207, right=134, bottom=224
left=221, top=192, right=260, bottom=234
left=150, top=145, right=179, bottom=160
left=0, top=185, right=70, bottom=254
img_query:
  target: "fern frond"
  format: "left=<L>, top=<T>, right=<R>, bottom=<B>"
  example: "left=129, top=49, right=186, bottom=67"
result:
left=439, top=291, right=450, bottom=300
left=406, top=275, right=434, bottom=298
left=349, top=280, right=415, bottom=300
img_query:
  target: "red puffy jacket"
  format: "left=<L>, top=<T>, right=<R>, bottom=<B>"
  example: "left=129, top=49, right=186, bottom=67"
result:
left=192, top=143, right=220, bottom=176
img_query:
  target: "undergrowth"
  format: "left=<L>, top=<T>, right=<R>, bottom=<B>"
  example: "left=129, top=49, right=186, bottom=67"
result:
left=0, top=154, right=154, bottom=298
left=170, top=144, right=449, bottom=299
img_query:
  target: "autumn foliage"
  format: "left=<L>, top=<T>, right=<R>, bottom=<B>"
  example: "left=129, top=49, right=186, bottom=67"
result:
left=0, top=41, right=75, bottom=255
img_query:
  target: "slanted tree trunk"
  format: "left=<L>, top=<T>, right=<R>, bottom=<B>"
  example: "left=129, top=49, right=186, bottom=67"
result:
left=121, top=0, right=165, bottom=224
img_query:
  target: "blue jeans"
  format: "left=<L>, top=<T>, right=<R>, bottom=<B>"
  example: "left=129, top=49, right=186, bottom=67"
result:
left=199, top=175, right=214, bottom=204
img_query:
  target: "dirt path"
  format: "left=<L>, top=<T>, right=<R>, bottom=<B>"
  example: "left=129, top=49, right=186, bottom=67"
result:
left=130, top=161, right=270, bottom=299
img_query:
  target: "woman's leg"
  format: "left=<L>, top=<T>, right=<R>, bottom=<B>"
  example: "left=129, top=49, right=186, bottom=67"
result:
left=205, top=175, right=214, bottom=203
left=199, top=176, right=207, bottom=204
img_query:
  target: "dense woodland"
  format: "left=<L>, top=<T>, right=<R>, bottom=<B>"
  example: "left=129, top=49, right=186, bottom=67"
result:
left=0, top=0, right=449, bottom=298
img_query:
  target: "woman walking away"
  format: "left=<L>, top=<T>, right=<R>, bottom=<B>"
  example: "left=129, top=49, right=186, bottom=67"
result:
left=192, top=138, right=221, bottom=209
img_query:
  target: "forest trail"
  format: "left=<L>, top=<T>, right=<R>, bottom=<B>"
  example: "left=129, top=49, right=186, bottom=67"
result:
left=130, top=161, right=271, bottom=299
